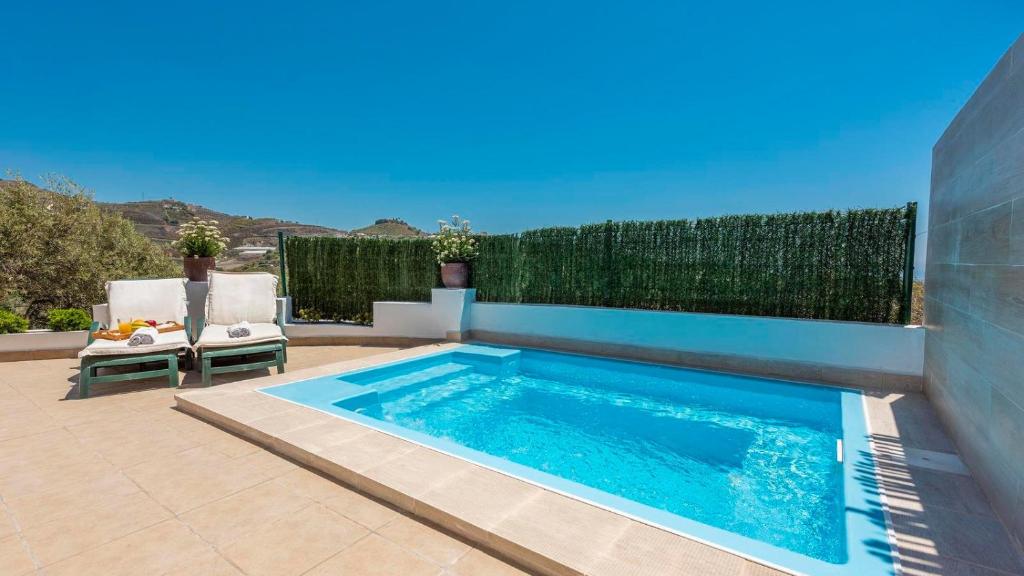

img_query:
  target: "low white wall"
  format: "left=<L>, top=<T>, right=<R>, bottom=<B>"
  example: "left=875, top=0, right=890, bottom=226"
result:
left=0, top=329, right=89, bottom=353
left=469, top=303, right=925, bottom=376
left=285, top=289, right=475, bottom=340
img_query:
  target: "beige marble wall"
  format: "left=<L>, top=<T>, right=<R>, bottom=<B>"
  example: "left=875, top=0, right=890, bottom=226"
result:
left=925, top=33, right=1024, bottom=550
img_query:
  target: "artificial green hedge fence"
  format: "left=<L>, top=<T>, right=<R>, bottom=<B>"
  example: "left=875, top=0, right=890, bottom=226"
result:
left=286, top=205, right=915, bottom=324
left=285, top=236, right=439, bottom=324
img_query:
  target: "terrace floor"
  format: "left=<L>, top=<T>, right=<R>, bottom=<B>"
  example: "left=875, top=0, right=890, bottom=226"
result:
left=0, top=346, right=529, bottom=576
left=1, top=345, right=1022, bottom=576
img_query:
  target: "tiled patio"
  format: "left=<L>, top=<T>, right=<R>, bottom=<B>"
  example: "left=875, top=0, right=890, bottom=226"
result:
left=0, top=346, right=529, bottom=576
left=2, top=345, right=1023, bottom=576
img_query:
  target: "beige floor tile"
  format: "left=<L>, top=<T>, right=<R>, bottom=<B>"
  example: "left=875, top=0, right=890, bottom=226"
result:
left=181, top=479, right=312, bottom=547
left=161, top=550, right=245, bottom=576
left=0, top=456, right=116, bottom=501
left=378, top=514, right=470, bottom=566
left=492, top=491, right=632, bottom=574
left=221, top=503, right=368, bottom=576
left=42, top=519, right=215, bottom=576
left=0, top=410, right=60, bottom=443
left=418, top=464, right=543, bottom=531
left=322, top=487, right=400, bottom=530
left=0, top=509, right=18, bottom=541
left=304, top=534, right=442, bottom=576
left=590, top=522, right=747, bottom=576
left=19, top=491, right=171, bottom=566
left=0, top=535, right=36, bottom=575
left=450, top=548, right=531, bottom=576
left=319, top=430, right=418, bottom=475
left=361, top=447, right=475, bottom=502
left=272, top=467, right=353, bottom=503
left=123, top=445, right=274, bottom=514
left=6, top=471, right=140, bottom=530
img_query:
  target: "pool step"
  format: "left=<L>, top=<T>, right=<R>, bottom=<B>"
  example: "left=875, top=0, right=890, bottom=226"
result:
left=334, top=362, right=475, bottom=410
left=376, top=362, right=475, bottom=401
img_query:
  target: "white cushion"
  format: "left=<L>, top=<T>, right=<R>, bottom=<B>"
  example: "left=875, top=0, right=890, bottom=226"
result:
left=205, top=272, right=278, bottom=325
left=78, top=329, right=190, bottom=358
left=106, top=278, right=188, bottom=326
left=196, top=322, right=286, bottom=349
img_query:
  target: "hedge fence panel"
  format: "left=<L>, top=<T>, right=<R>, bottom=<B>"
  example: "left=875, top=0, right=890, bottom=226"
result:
left=285, top=205, right=915, bottom=325
left=285, top=236, right=438, bottom=324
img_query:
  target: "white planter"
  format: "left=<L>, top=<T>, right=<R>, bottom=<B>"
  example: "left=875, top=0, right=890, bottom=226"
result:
left=0, top=329, right=89, bottom=353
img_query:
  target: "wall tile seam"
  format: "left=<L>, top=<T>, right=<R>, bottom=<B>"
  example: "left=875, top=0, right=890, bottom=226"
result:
left=929, top=172, right=1024, bottom=231
left=991, top=386, right=1024, bottom=431
left=933, top=117, right=1024, bottom=207
left=921, top=295, right=1024, bottom=343
left=933, top=51, right=1023, bottom=160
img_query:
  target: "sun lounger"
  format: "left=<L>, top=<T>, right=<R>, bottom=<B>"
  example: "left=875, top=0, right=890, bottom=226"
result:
left=194, top=271, right=288, bottom=386
left=79, top=278, right=192, bottom=398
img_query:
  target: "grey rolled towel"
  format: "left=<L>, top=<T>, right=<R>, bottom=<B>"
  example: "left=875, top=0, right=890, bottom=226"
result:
left=127, top=327, right=157, bottom=347
left=227, top=321, right=251, bottom=338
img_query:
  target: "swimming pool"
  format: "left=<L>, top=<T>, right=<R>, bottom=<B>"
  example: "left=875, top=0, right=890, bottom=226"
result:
left=262, top=345, right=893, bottom=575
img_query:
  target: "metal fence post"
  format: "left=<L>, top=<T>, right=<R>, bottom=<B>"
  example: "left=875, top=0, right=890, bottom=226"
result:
left=900, top=202, right=918, bottom=324
left=277, top=231, right=289, bottom=297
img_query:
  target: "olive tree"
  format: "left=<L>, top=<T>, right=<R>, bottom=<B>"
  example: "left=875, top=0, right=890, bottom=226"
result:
left=0, top=175, right=179, bottom=326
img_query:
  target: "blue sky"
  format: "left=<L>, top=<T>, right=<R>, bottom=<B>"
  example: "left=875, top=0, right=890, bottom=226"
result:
left=2, top=1, right=1021, bottom=248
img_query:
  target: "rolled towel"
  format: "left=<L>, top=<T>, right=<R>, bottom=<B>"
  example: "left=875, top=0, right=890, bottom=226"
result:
left=127, top=327, right=158, bottom=347
left=227, top=321, right=251, bottom=338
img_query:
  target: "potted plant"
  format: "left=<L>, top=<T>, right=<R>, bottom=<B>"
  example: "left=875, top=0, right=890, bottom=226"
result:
left=172, top=219, right=227, bottom=281
left=431, top=215, right=478, bottom=289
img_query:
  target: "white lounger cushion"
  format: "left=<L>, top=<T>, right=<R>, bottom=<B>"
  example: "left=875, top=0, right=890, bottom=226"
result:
left=78, top=329, right=191, bottom=358
left=205, top=272, right=278, bottom=325
left=195, top=322, right=286, bottom=349
left=106, top=278, right=188, bottom=325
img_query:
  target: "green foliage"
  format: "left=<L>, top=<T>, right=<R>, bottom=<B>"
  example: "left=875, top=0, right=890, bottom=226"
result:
left=286, top=206, right=915, bottom=325
left=172, top=218, right=227, bottom=257
left=47, top=308, right=93, bottom=332
left=297, top=308, right=323, bottom=322
left=0, top=175, right=180, bottom=327
left=431, top=215, right=478, bottom=263
left=475, top=208, right=915, bottom=323
left=0, top=310, right=29, bottom=334
left=286, top=236, right=439, bottom=324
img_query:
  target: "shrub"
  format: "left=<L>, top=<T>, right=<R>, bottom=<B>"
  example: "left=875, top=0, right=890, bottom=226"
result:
left=0, top=175, right=179, bottom=327
left=47, top=308, right=93, bottom=332
left=0, top=310, right=29, bottom=334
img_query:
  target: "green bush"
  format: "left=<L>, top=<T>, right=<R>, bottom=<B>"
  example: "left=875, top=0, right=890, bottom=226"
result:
left=0, top=310, right=29, bottom=334
left=47, top=308, right=93, bottom=332
left=0, top=175, right=179, bottom=327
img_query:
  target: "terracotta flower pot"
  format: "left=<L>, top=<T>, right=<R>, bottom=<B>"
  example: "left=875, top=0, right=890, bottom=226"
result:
left=441, top=262, right=470, bottom=289
left=183, top=256, right=216, bottom=282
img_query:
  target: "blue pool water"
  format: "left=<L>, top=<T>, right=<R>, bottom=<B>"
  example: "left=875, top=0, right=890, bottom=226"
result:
left=263, top=345, right=892, bottom=575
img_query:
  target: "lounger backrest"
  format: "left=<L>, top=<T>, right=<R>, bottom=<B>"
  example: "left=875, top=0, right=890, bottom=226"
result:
left=205, top=271, right=278, bottom=325
left=106, top=278, right=188, bottom=325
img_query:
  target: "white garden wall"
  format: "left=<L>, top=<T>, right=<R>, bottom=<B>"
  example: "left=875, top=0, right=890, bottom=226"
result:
left=469, top=302, right=924, bottom=384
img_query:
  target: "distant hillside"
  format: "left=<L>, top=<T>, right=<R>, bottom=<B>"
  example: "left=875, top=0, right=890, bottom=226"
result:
left=99, top=199, right=350, bottom=248
left=351, top=218, right=428, bottom=237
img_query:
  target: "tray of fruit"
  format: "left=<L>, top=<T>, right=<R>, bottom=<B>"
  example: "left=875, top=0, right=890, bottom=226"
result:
left=91, top=320, right=185, bottom=341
